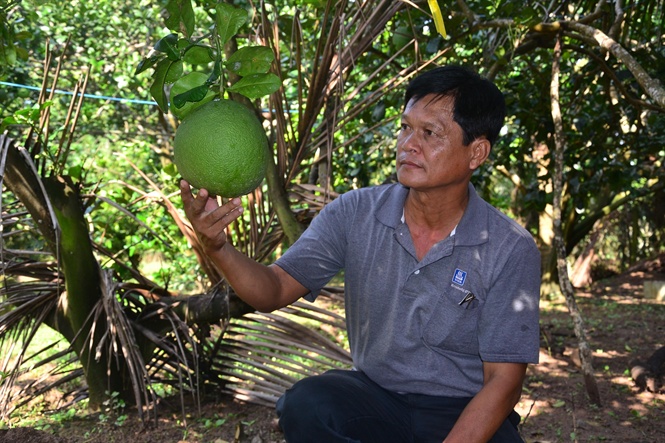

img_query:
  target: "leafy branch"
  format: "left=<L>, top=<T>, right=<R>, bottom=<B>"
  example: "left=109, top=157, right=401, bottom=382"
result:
left=135, top=0, right=281, bottom=116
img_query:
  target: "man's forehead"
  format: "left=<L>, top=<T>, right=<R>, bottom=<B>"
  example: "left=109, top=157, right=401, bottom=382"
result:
left=406, top=94, right=453, bottom=110
left=404, top=95, right=455, bottom=120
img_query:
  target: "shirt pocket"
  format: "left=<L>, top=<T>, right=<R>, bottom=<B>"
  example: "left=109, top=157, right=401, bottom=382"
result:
left=421, top=289, right=481, bottom=355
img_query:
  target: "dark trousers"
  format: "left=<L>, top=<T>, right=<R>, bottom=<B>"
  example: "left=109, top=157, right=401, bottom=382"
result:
left=276, top=369, right=523, bottom=443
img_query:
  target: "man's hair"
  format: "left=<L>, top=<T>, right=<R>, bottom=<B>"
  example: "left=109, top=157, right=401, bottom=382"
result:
left=404, top=65, right=506, bottom=147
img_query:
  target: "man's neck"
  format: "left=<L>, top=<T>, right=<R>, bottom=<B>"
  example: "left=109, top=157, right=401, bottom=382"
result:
left=403, top=185, right=469, bottom=260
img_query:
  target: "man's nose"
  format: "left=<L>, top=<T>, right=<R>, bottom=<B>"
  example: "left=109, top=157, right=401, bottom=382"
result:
left=400, top=131, right=420, bottom=152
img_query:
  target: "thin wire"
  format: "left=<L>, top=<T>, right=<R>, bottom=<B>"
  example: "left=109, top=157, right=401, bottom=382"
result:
left=0, top=80, right=282, bottom=113
left=0, top=81, right=158, bottom=106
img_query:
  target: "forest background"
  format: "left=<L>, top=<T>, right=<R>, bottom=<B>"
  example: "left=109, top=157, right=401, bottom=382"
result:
left=0, top=0, right=664, bottom=442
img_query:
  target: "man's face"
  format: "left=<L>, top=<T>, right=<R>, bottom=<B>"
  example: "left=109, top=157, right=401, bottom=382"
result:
left=396, top=94, right=479, bottom=192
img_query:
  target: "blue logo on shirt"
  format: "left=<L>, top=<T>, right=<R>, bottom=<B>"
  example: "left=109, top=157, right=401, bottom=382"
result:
left=452, top=269, right=467, bottom=286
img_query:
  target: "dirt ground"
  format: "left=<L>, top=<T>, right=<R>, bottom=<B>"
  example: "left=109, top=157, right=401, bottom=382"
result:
left=1, top=255, right=664, bottom=443
left=517, top=254, right=665, bottom=443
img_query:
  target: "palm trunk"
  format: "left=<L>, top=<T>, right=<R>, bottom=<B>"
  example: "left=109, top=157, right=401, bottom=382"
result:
left=43, top=176, right=126, bottom=408
left=2, top=137, right=123, bottom=408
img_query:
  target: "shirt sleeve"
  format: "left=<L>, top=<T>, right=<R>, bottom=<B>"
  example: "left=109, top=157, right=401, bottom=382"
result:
left=275, top=193, right=354, bottom=301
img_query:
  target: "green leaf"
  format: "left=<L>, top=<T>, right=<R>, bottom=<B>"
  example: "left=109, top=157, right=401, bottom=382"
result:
left=68, top=165, right=83, bottom=181
left=173, top=85, right=211, bottom=109
left=14, top=46, right=28, bottom=62
left=14, top=30, right=31, bottom=39
left=163, top=163, right=178, bottom=177
left=183, top=45, right=214, bottom=65
left=164, top=60, right=183, bottom=84
left=227, top=72, right=281, bottom=100
left=150, top=58, right=171, bottom=112
left=225, top=46, right=275, bottom=76
left=29, top=106, right=40, bottom=121
left=180, top=0, right=195, bottom=37
left=1, top=115, right=18, bottom=127
left=135, top=55, right=161, bottom=75
left=169, top=72, right=215, bottom=118
left=154, top=33, right=180, bottom=61
left=0, top=45, right=16, bottom=66
left=165, top=0, right=195, bottom=37
left=215, top=3, right=248, bottom=45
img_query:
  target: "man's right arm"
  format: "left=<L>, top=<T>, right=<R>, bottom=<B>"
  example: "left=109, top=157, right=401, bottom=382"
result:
left=180, top=180, right=308, bottom=312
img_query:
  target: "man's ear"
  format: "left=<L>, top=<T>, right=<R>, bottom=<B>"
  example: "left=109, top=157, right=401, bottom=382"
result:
left=469, top=137, right=491, bottom=170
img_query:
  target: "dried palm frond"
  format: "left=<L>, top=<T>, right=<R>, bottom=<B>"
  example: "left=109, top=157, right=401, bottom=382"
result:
left=0, top=142, right=63, bottom=417
left=0, top=256, right=63, bottom=417
left=88, top=269, right=158, bottom=420
left=210, top=290, right=351, bottom=407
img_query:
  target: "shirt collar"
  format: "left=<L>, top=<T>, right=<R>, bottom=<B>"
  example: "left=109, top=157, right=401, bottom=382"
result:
left=375, top=183, right=488, bottom=246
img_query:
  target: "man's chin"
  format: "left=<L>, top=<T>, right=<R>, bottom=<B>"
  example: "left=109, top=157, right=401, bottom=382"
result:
left=396, top=171, right=420, bottom=188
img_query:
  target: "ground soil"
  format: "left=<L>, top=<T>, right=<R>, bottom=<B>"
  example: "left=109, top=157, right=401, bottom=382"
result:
left=1, top=255, right=664, bottom=443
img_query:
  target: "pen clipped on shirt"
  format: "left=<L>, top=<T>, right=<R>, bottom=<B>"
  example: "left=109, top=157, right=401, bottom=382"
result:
left=458, top=292, right=476, bottom=309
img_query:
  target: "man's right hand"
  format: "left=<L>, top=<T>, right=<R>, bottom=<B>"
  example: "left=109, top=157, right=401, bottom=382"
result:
left=179, top=179, right=307, bottom=312
left=179, top=179, right=244, bottom=254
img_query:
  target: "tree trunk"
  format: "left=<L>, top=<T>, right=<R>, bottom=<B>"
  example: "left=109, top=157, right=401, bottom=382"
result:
left=2, top=137, right=127, bottom=408
left=550, top=35, right=601, bottom=406
left=43, top=177, right=129, bottom=408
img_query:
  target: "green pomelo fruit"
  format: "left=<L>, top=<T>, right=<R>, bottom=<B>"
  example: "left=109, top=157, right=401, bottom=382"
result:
left=173, top=99, right=269, bottom=197
left=169, top=72, right=215, bottom=119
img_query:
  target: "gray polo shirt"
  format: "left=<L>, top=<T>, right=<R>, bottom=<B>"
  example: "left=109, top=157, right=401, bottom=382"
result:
left=276, top=183, right=541, bottom=397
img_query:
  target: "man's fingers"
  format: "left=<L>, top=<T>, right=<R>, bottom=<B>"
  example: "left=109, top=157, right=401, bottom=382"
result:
left=180, top=180, right=213, bottom=214
left=180, top=178, right=243, bottom=226
left=207, top=198, right=243, bottom=227
left=179, top=180, right=198, bottom=210
left=179, top=180, right=246, bottom=250
left=179, top=179, right=192, bottom=200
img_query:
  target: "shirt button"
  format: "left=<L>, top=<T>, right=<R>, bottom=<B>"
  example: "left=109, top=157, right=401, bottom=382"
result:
left=414, top=269, right=420, bottom=275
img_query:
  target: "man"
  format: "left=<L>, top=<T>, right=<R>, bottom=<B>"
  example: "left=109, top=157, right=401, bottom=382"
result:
left=180, top=65, right=541, bottom=443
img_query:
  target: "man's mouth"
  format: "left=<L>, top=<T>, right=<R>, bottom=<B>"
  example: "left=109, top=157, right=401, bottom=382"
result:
left=398, top=158, right=421, bottom=168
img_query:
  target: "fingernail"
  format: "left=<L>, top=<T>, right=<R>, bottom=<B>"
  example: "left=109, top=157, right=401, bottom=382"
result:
left=232, top=198, right=241, bottom=205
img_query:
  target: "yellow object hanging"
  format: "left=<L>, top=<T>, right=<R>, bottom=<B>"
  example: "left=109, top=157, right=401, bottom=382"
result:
left=427, top=0, right=447, bottom=38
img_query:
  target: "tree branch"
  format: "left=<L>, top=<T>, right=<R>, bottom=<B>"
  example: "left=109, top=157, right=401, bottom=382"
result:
left=562, top=21, right=665, bottom=109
